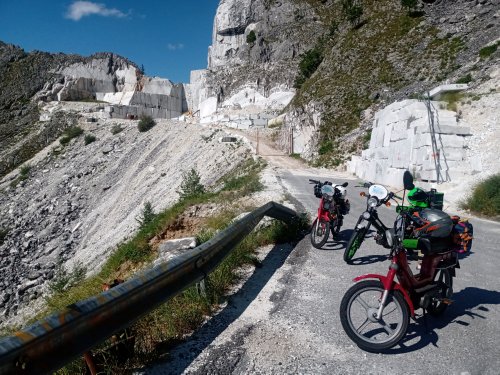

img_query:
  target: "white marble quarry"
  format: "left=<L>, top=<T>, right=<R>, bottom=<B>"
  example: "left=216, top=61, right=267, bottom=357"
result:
left=348, top=96, right=475, bottom=187
left=200, top=97, right=218, bottom=119
left=207, top=0, right=253, bottom=68
left=429, top=84, right=469, bottom=99
left=141, top=77, right=178, bottom=96
left=184, top=69, right=210, bottom=113
left=60, top=60, right=137, bottom=92
left=44, top=56, right=186, bottom=119
left=221, top=87, right=294, bottom=110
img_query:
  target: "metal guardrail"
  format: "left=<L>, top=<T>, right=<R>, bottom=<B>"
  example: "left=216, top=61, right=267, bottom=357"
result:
left=0, top=201, right=300, bottom=374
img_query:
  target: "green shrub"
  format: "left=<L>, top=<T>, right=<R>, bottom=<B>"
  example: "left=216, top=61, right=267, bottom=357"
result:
left=246, top=30, right=257, bottom=44
left=19, top=164, right=31, bottom=181
left=136, top=201, right=156, bottom=228
left=294, top=46, right=324, bottom=88
left=84, top=134, right=96, bottom=145
left=479, top=42, right=498, bottom=59
left=177, top=169, right=206, bottom=199
left=455, top=73, right=472, bottom=84
left=0, top=228, right=8, bottom=245
left=462, top=174, right=500, bottom=217
left=341, top=0, right=363, bottom=26
left=49, top=262, right=87, bottom=294
left=401, top=0, right=417, bottom=13
left=60, top=126, right=84, bottom=145
left=362, top=130, right=372, bottom=149
left=440, top=92, right=464, bottom=112
left=111, top=124, right=124, bottom=135
left=138, top=115, right=156, bottom=132
left=318, top=140, right=334, bottom=155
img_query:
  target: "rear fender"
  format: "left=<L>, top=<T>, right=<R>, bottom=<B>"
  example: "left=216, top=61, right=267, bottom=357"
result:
left=353, top=274, right=415, bottom=317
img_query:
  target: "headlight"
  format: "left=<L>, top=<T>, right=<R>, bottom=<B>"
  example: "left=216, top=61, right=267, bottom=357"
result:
left=368, top=197, right=378, bottom=207
left=323, top=193, right=334, bottom=201
left=362, top=211, right=371, bottom=220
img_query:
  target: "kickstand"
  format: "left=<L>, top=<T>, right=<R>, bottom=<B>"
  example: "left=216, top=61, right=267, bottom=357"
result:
left=422, top=309, right=429, bottom=332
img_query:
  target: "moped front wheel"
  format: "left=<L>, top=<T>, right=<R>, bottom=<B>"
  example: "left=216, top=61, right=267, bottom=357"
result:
left=340, top=280, right=409, bottom=352
left=310, top=218, right=330, bottom=249
left=344, top=227, right=367, bottom=263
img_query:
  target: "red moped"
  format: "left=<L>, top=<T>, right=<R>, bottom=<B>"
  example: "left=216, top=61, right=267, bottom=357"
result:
left=339, top=172, right=460, bottom=352
left=309, top=179, right=349, bottom=249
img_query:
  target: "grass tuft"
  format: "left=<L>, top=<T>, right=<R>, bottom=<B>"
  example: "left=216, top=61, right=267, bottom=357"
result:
left=461, top=174, right=500, bottom=217
left=60, top=126, right=84, bottom=145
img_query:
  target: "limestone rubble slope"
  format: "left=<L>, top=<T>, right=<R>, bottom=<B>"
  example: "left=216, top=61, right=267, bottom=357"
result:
left=0, top=115, right=252, bottom=325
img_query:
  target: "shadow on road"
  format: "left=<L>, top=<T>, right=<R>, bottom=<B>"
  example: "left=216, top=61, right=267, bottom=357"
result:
left=385, top=287, right=500, bottom=354
left=140, top=238, right=306, bottom=374
left=349, top=254, right=388, bottom=265
left=315, top=229, right=353, bottom=251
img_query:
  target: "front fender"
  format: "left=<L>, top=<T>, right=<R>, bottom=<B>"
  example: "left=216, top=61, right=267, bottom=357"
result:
left=317, top=202, right=330, bottom=222
left=353, top=274, right=415, bottom=317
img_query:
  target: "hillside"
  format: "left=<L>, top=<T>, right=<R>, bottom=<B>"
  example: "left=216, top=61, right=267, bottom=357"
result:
left=286, top=0, right=499, bottom=163
left=0, top=113, right=252, bottom=326
left=0, top=43, right=139, bottom=178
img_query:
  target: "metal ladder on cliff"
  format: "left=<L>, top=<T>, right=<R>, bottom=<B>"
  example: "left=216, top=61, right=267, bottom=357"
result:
left=424, top=93, right=445, bottom=184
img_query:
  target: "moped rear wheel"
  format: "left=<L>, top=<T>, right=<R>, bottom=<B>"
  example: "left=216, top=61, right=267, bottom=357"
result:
left=344, top=227, right=367, bottom=263
left=340, top=280, right=409, bottom=352
left=310, top=218, right=330, bottom=249
left=426, top=268, right=453, bottom=316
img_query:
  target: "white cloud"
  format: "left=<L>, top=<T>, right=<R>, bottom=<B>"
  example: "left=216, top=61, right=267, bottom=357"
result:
left=167, top=43, right=185, bottom=51
left=65, top=1, right=127, bottom=21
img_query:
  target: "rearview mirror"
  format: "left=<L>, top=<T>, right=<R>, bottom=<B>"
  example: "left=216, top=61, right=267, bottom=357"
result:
left=342, top=182, right=348, bottom=187
left=403, top=171, right=415, bottom=190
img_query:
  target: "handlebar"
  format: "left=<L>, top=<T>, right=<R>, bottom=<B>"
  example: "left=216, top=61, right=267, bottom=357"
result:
left=308, top=179, right=334, bottom=186
left=355, top=182, right=373, bottom=188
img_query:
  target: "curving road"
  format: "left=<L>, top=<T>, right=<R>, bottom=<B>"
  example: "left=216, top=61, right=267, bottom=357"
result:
left=143, top=161, right=500, bottom=375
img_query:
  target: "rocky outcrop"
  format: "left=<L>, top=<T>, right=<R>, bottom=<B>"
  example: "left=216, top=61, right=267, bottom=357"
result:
left=193, top=0, right=323, bottom=112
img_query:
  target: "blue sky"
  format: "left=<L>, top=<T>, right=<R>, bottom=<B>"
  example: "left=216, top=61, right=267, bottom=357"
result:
left=0, top=1, right=219, bottom=83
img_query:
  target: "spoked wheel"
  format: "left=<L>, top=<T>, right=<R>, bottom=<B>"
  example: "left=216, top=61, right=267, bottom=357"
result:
left=340, top=280, right=409, bottom=352
left=310, top=218, right=330, bottom=249
left=426, top=268, right=453, bottom=316
left=344, top=227, right=367, bottom=263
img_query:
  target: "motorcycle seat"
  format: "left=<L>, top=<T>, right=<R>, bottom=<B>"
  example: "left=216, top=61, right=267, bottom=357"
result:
left=418, top=236, right=454, bottom=255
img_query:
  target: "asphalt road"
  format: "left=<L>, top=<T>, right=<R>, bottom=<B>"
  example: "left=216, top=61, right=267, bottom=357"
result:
left=143, top=169, right=500, bottom=375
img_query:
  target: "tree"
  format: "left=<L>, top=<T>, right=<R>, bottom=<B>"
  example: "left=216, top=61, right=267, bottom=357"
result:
left=401, top=0, right=418, bottom=14
left=136, top=201, right=156, bottom=228
left=137, top=115, right=156, bottom=132
left=246, top=30, right=257, bottom=44
left=139, top=64, right=145, bottom=75
left=293, top=45, right=324, bottom=89
left=177, top=169, right=205, bottom=200
left=341, top=0, right=363, bottom=27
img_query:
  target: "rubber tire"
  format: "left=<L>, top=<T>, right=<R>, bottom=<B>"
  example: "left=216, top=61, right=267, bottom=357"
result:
left=344, top=227, right=367, bottom=263
left=310, top=218, right=330, bottom=249
left=427, top=268, right=453, bottom=316
left=340, top=280, right=410, bottom=353
left=330, top=216, right=340, bottom=238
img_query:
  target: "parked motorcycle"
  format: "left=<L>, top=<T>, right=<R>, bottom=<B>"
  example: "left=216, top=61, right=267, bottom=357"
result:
left=309, top=179, right=350, bottom=249
left=339, top=171, right=460, bottom=352
left=343, top=181, right=443, bottom=263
